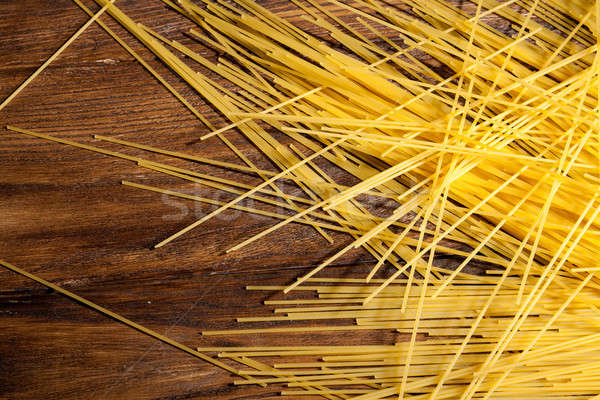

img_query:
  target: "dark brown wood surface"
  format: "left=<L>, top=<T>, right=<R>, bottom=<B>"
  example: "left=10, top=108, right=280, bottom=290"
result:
left=0, top=1, right=399, bottom=399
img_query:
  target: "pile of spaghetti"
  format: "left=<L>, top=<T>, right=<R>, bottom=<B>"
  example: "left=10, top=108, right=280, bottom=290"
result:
left=6, top=0, right=600, bottom=398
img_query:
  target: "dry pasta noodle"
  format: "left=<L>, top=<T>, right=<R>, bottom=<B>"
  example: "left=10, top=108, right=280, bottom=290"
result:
left=3, top=0, right=600, bottom=398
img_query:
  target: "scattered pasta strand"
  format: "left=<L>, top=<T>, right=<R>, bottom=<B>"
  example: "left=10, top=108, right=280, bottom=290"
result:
left=0, top=0, right=117, bottom=111
left=0, top=260, right=239, bottom=376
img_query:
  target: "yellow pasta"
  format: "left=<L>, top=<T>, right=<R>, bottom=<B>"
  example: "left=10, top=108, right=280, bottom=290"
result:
left=3, top=0, right=600, bottom=398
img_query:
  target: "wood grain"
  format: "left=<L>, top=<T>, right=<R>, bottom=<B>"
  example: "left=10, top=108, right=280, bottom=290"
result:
left=0, top=1, right=403, bottom=399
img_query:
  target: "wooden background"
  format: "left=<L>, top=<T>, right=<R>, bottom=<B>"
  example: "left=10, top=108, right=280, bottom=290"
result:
left=0, top=1, right=410, bottom=398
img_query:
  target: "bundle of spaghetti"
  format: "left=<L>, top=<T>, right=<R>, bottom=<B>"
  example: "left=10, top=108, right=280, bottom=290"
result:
left=195, top=273, right=600, bottom=399
left=66, top=0, right=600, bottom=295
left=5, top=0, right=600, bottom=398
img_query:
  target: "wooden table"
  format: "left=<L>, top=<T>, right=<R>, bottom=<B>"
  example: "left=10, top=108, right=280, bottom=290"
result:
left=0, top=1, right=390, bottom=398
